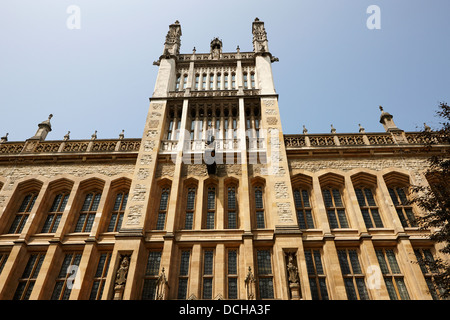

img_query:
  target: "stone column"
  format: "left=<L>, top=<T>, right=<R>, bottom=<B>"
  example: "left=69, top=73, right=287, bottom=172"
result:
left=322, top=236, right=347, bottom=299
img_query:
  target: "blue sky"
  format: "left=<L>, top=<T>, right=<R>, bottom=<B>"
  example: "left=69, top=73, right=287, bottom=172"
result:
left=1, top=0, right=449, bottom=141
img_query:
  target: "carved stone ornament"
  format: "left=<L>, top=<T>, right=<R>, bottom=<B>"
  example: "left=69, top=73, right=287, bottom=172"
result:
left=286, top=253, right=299, bottom=284
left=155, top=267, right=169, bottom=300
left=244, top=266, right=256, bottom=300
left=113, top=255, right=131, bottom=300
left=286, top=252, right=301, bottom=300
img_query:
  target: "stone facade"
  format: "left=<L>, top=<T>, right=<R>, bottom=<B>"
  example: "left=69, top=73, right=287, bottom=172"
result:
left=0, top=19, right=448, bottom=302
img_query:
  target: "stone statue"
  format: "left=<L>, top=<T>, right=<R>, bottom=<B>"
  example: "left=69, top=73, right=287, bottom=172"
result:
left=286, top=253, right=299, bottom=284
left=244, top=266, right=256, bottom=300
left=115, top=255, right=129, bottom=289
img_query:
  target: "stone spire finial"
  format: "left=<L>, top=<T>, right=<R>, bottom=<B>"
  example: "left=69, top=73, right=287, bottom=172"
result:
left=0, top=133, right=8, bottom=143
left=29, top=113, right=53, bottom=141
left=379, top=106, right=401, bottom=132
left=424, top=123, right=431, bottom=132
left=330, top=124, right=336, bottom=134
left=302, top=125, right=308, bottom=134
left=359, top=124, right=365, bottom=133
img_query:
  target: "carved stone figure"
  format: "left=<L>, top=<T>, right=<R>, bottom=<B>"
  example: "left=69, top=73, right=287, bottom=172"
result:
left=244, top=266, right=256, bottom=300
left=115, top=255, right=130, bottom=289
left=286, top=253, right=299, bottom=284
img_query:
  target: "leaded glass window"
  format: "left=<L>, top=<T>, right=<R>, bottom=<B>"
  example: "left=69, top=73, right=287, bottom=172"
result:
left=414, top=248, right=443, bottom=300
left=89, top=252, right=111, bottom=300
left=13, top=253, right=45, bottom=300
left=337, top=249, right=369, bottom=300
left=8, top=193, right=38, bottom=234
left=227, top=249, right=238, bottom=299
left=388, top=187, right=417, bottom=228
left=375, top=248, right=410, bottom=300
left=305, top=249, right=329, bottom=300
left=51, top=253, right=82, bottom=300
left=227, top=186, right=237, bottom=229
left=254, top=186, right=265, bottom=229
left=293, top=189, right=315, bottom=229
left=185, top=188, right=196, bottom=230
left=205, top=187, right=216, bottom=229
left=74, top=192, right=101, bottom=233
left=322, top=188, right=349, bottom=229
left=202, top=250, right=214, bottom=299
left=41, top=192, right=70, bottom=233
left=256, top=250, right=274, bottom=299
left=142, top=251, right=162, bottom=300
left=354, top=187, right=384, bottom=228
left=156, top=188, right=170, bottom=230
left=107, top=192, right=128, bottom=232
left=177, top=250, right=191, bottom=299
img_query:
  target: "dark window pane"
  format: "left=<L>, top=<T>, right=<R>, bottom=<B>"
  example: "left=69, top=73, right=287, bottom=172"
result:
left=179, top=251, right=190, bottom=276
left=202, top=278, right=213, bottom=299
left=204, top=251, right=214, bottom=275
left=228, top=250, right=237, bottom=275
left=258, top=278, right=274, bottom=299
left=344, top=278, right=358, bottom=300
left=355, top=189, right=366, bottom=207
left=228, top=278, right=238, bottom=299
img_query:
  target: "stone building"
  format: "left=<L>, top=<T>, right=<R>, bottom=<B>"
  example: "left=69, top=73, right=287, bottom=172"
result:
left=0, top=19, right=448, bottom=301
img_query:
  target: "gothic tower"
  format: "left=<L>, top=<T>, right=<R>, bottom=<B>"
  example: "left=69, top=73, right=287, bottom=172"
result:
left=115, top=18, right=305, bottom=300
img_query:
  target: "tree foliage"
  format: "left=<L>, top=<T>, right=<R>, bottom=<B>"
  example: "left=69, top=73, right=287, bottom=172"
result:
left=411, top=102, right=450, bottom=299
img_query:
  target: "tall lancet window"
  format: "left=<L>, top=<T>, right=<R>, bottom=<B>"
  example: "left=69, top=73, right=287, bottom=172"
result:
left=205, top=186, right=216, bottom=229
left=226, top=186, right=238, bottom=229
left=156, top=187, right=170, bottom=230
left=41, top=192, right=70, bottom=233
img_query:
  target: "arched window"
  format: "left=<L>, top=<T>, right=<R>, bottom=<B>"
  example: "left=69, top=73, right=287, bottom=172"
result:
left=209, top=73, right=214, bottom=90
left=354, top=187, right=384, bottom=228
left=384, top=172, right=417, bottom=228
left=195, top=74, right=200, bottom=90
left=205, top=186, right=216, bottom=229
left=231, top=73, right=236, bottom=89
left=8, top=193, right=38, bottom=234
left=293, top=188, right=314, bottom=229
left=184, top=187, right=196, bottom=230
left=182, top=74, right=188, bottom=90
left=226, top=186, right=238, bottom=229
left=388, top=187, right=417, bottom=228
left=74, top=192, right=102, bottom=232
left=254, top=185, right=265, bottom=229
left=175, top=74, right=181, bottom=92
left=251, top=72, right=256, bottom=89
left=107, top=191, right=128, bottom=232
left=41, top=192, right=70, bottom=233
left=224, top=73, right=229, bottom=89
left=217, top=73, right=222, bottom=89
left=156, top=187, right=170, bottom=230
left=243, top=72, right=248, bottom=89
left=202, top=73, right=207, bottom=90
left=322, top=187, right=349, bottom=229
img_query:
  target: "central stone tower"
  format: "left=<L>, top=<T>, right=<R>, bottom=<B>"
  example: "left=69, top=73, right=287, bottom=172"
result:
left=113, top=18, right=306, bottom=300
